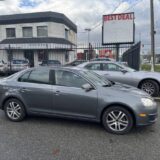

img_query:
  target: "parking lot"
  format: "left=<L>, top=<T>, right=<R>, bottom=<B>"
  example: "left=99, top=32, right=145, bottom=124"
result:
left=0, top=99, right=159, bottom=160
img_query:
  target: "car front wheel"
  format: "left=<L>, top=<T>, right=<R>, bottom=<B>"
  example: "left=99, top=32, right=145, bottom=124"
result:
left=4, top=98, right=26, bottom=122
left=102, top=106, right=133, bottom=134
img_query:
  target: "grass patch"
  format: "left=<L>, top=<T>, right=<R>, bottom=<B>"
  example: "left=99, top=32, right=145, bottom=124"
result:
left=141, top=64, right=160, bottom=72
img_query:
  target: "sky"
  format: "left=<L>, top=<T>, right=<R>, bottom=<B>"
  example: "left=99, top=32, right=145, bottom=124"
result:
left=0, top=0, right=159, bottom=54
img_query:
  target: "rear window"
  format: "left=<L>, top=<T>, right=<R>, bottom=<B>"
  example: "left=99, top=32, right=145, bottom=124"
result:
left=48, top=60, right=61, bottom=64
left=42, top=60, right=61, bottom=65
left=12, top=60, right=28, bottom=64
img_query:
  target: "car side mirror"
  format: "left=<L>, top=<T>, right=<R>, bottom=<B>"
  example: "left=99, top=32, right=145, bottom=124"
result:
left=120, top=69, right=128, bottom=74
left=82, top=83, right=93, bottom=91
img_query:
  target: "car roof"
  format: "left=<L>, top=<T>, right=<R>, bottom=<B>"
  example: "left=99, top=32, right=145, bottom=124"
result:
left=29, top=66, right=85, bottom=72
left=77, top=61, right=119, bottom=68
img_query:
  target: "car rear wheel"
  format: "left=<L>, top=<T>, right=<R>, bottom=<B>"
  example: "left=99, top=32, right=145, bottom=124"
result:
left=140, top=80, right=159, bottom=97
left=102, top=106, right=133, bottom=134
left=4, top=98, right=26, bottom=122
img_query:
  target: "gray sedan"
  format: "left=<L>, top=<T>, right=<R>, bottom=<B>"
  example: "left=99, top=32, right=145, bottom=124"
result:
left=0, top=67, right=158, bottom=134
left=77, top=61, right=160, bottom=97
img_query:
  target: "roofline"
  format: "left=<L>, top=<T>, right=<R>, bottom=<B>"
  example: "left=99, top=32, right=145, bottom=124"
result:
left=0, top=11, right=77, bottom=33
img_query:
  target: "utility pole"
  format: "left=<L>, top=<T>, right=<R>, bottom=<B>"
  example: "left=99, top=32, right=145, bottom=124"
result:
left=150, top=0, right=155, bottom=71
left=85, top=28, right=91, bottom=60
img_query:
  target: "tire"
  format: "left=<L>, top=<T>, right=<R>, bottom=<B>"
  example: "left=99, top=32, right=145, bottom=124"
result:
left=102, top=106, right=133, bottom=134
left=4, top=98, right=26, bottom=122
left=140, top=80, right=159, bottom=97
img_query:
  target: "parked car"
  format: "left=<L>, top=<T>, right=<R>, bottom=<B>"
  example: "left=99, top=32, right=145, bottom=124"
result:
left=65, top=60, right=87, bottom=66
left=0, top=67, right=157, bottom=134
left=8, top=59, right=29, bottom=73
left=0, top=60, right=8, bottom=75
left=39, top=60, right=61, bottom=66
left=91, top=58, right=128, bottom=66
left=77, top=61, right=160, bottom=97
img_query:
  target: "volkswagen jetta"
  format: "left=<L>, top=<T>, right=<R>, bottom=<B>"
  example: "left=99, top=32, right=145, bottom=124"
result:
left=0, top=67, right=158, bottom=134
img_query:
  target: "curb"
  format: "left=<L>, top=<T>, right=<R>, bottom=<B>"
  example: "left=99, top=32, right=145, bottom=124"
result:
left=154, top=97, right=160, bottom=102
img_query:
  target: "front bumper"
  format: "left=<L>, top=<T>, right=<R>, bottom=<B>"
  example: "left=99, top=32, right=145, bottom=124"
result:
left=136, top=101, right=158, bottom=126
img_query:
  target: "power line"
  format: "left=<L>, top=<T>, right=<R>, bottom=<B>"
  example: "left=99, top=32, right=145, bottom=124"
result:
left=91, top=1, right=124, bottom=31
left=91, top=0, right=143, bottom=31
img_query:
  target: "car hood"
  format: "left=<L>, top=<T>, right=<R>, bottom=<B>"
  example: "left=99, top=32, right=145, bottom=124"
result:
left=100, top=82, right=151, bottom=98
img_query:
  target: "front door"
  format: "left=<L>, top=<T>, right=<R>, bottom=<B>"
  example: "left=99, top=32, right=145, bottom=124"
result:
left=102, top=63, right=135, bottom=85
left=24, top=50, right=34, bottom=67
left=51, top=70, right=98, bottom=119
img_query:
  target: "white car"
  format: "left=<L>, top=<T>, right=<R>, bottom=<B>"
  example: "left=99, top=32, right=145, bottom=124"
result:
left=8, top=59, right=30, bottom=73
left=0, top=60, right=8, bottom=75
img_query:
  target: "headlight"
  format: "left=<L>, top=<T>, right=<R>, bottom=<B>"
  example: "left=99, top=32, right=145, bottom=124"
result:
left=141, top=98, right=154, bottom=107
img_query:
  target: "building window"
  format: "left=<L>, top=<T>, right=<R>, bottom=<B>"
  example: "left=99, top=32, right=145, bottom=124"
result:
left=37, top=26, right=48, bottom=37
left=23, top=27, right=33, bottom=38
left=65, top=29, right=69, bottom=40
left=6, top=28, right=16, bottom=38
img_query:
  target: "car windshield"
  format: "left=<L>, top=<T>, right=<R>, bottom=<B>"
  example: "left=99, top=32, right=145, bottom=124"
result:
left=80, top=70, right=111, bottom=86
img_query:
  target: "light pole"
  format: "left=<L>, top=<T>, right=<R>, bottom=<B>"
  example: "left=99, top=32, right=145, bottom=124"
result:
left=85, top=28, right=91, bottom=60
left=150, top=0, right=155, bottom=71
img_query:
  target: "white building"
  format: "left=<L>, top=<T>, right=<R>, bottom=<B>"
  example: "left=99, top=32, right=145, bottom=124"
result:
left=0, top=11, right=77, bottom=66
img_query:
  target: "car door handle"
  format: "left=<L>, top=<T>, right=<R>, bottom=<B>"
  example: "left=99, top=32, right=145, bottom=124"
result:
left=20, top=88, right=31, bottom=92
left=55, top=90, right=60, bottom=96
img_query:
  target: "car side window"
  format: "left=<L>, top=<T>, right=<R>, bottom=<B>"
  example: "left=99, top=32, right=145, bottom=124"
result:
left=55, top=70, right=88, bottom=88
left=103, top=63, right=122, bottom=71
left=18, top=71, right=31, bottom=82
left=27, top=69, right=50, bottom=84
left=85, top=63, right=101, bottom=70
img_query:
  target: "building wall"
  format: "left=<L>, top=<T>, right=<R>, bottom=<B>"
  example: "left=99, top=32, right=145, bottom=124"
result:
left=0, top=22, right=77, bottom=44
left=0, top=50, right=8, bottom=62
left=0, top=15, right=77, bottom=65
left=12, top=50, right=24, bottom=59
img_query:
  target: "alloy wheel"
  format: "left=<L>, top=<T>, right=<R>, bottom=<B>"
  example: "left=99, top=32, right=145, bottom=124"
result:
left=6, top=101, right=22, bottom=120
left=106, top=110, right=129, bottom=132
left=141, top=82, right=155, bottom=96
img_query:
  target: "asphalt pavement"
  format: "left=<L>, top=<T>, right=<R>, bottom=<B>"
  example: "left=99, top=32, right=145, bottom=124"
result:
left=0, top=102, right=160, bottom=160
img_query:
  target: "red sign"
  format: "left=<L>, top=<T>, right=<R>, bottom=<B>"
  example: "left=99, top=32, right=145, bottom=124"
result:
left=103, top=13, right=134, bottom=22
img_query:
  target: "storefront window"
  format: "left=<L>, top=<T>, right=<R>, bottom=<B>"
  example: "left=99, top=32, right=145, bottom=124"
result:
left=38, top=50, right=48, bottom=62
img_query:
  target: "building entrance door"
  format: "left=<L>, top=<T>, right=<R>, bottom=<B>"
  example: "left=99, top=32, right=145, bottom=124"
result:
left=24, top=50, right=34, bottom=67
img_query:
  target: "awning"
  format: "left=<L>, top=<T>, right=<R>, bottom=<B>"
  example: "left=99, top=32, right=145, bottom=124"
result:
left=0, top=37, right=76, bottom=50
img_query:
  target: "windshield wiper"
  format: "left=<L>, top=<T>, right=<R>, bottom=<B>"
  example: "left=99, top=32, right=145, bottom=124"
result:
left=102, top=83, right=112, bottom=87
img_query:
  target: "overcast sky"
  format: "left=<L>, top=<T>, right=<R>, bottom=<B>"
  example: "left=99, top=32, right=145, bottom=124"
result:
left=0, top=0, right=159, bottom=53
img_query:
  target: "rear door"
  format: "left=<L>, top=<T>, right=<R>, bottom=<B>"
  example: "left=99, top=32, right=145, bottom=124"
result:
left=17, top=68, right=53, bottom=113
left=50, top=69, right=98, bottom=119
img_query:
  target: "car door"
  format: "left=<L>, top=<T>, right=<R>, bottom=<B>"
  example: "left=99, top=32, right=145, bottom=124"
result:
left=102, top=63, right=134, bottom=85
left=17, top=68, right=53, bottom=113
left=51, top=69, right=98, bottom=119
